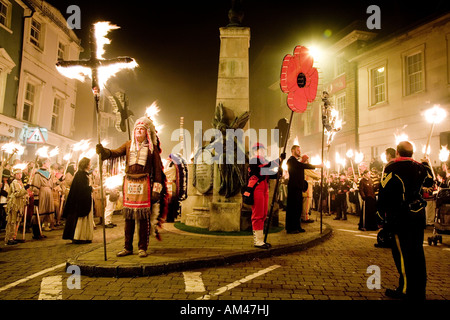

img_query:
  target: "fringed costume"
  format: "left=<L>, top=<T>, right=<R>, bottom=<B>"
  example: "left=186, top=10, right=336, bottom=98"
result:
left=98, top=116, right=168, bottom=257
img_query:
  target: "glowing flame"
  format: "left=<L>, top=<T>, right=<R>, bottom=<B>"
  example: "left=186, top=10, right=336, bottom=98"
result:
left=56, top=65, right=92, bottom=82
left=439, top=145, right=450, bottom=162
left=12, top=163, right=27, bottom=171
left=49, top=147, right=59, bottom=157
left=311, top=155, right=322, bottom=165
left=79, top=148, right=96, bottom=160
left=281, top=159, right=288, bottom=171
left=94, top=22, right=120, bottom=59
left=104, top=173, right=124, bottom=190
left=36, top=146, right=49, bottom=158
left=394, top=133, right=408, bottom=145
left=73, top=139, right=91, bottom=152
left=380, top=152, right=388, bottom=164
left=145, top=102, right=164, bottom=133
left=1, top=142, right=24, bottom=155
left=422, top=144, right=431, bottom=156
left=145, top=102, right=160, bottom=119
left=346, top=149, right=354, bottom=158
left=355, top=151, right=364, bottom=164
left=98, top=60, right=138, bottom=90
left=424, top=105, right=447, bottom=124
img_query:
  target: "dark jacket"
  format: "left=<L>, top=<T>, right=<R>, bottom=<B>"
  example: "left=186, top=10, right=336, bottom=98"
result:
left=287, top=156, right=315, bottom=190
left=377, top=157, right=434, bottom=231
left=62, top=170, right=92, bottom=240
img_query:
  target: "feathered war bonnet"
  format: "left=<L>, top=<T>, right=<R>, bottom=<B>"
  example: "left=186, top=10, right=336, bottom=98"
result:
left=130, top=116, right=158, bottom=154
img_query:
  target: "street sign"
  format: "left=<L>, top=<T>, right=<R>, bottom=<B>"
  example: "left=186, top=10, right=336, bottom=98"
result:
left=27, top=128, right=46, bottom=144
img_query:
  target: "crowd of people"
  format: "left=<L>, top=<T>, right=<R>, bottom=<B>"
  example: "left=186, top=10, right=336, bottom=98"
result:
left=0, top=156, right=122, bottom=247
left=278, top=149, right=450, bottom=234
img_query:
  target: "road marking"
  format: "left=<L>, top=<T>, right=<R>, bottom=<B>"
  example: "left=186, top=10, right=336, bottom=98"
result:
left=183, top=272, right=206, bottom=292
left=338, top=229, right=361, bottom=233
left=355, top=235, right=377, bottom=239
left=0, top=263, right=66, bottom=293
left=38, top=276, right=63, bottom=300
left=197, top=265, right=281, bottom=300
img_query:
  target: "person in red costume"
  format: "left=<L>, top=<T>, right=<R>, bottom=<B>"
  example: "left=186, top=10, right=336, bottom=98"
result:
left=247, top=143, right=284, bottom=249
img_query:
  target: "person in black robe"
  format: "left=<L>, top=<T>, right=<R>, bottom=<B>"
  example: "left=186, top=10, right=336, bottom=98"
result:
left=62, top=158, right=92, bottom=242
left=286, top=145, right=322, bottom=233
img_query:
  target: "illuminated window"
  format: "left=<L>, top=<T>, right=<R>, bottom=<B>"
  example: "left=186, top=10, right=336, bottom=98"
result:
left=336, top=93, right=346, bottom=122
left=371, top=66, right=386, bottom=105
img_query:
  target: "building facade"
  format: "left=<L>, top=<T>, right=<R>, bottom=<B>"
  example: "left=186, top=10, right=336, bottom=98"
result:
left=274, top=13, right=450, bottom=171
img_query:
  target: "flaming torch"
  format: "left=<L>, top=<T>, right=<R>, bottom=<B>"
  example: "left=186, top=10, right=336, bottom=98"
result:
left=439, top=145, right=449, bottom=163
left=424, top=105, right=447, bottom=160
left=56, top=21, right=138, bottom=261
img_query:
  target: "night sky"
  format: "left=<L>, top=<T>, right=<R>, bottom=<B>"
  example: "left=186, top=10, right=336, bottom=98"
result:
left=46, top=0, right=448, bottom=157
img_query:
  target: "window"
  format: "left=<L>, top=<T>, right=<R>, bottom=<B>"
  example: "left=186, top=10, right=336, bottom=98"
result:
left=336, top=93, right=346, bottom=123
left=51, top=96, right=62, bottom=132
left=0, top=0, right=11, bottom=29
left=405, top=52, right=424, bottom=95
left=30, top=19, right=42, bottom=48
left=57, top=42, right=66, bottom=60
left=336, top=57, right=346, bottom=76
left=371, top=66, right=386, bottom=105
left=23, top=83, right=36, bottom=122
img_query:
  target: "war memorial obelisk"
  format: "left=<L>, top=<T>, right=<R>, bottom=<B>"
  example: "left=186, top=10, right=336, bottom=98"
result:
left=208, top=1, right=251, bottom=232
left=181, top=1, right=251, bottom=232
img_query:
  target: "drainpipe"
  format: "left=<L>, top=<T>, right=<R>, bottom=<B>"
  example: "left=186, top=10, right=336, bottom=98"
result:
left=15, top=0, right=35, bottom=144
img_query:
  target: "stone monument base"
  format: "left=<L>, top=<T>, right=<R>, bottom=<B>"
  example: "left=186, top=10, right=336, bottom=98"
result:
left=209, top=202, right=241, bottom=232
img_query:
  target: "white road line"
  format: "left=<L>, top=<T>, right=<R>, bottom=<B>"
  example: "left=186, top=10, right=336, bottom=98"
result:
left=183, top=272, right=206, bottom=292
left=38, top=276, right=63, bottom=300
left=355, top=235, right=377, bottom=239
left=338, top=229, right=361, bottom=233
left=197, top=265, right=281, bottom=300
left=0, top=263, right=66, bottom=293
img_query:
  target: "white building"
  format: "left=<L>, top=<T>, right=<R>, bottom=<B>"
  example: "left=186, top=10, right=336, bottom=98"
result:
left=12, top=0, right=82, bottom=161
left=353, top=13, right=450, bottom=167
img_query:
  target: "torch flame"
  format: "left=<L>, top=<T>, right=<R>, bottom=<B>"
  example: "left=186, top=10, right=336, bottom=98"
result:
left=1, top=142, right=25, bottom=155
left=439, top=145, right=450, bottom=162
left=424, top=105, right=447, bottom=125
left=355, top=152, right=364, bottom=164
left=94, top=22, right=120, bottom=59
left=36, top=146, right=49, bottom=158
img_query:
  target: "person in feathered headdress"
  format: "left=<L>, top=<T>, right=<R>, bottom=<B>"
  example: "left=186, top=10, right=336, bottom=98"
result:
left=96, top=114, right=166, bottom=258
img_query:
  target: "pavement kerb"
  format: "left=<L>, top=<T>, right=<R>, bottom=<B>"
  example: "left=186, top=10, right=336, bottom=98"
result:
left=66, top=222, right=333, bottom=278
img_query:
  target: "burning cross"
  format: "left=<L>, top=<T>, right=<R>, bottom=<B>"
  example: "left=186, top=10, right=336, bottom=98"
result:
left=56, top=21, right=138, bottom=261
left=56, top=21, right=137, bottom=102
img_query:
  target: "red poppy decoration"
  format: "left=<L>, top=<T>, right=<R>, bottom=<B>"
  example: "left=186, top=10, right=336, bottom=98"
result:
left=280, top=46, right=319, bottom=113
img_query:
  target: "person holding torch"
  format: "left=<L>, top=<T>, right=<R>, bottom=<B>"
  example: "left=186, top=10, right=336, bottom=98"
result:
left=96, top=116, right=165, bottom=258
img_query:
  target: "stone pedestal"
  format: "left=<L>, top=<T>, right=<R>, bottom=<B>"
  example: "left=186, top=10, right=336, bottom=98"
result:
left=209, top=201, right=241, bottom=232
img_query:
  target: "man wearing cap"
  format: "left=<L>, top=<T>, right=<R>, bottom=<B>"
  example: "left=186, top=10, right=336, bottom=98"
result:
left=378, top=141, right=434, bottom=300
left=247, top=142, right=284, bottom=249
left=96, top=116, right=164, bottom=258
left=286, top=145, right=323, bottom=234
